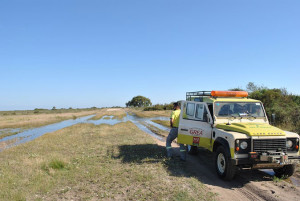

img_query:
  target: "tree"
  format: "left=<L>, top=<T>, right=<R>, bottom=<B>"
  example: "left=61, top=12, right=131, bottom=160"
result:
left=126, top=96, right=152, bottom=107
left=228, top=87, right=244, bottom=91
left=246, top=82, right=267, bottom=93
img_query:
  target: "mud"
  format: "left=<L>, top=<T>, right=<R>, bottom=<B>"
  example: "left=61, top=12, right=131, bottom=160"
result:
left=166, top=147, right=300, bottom=201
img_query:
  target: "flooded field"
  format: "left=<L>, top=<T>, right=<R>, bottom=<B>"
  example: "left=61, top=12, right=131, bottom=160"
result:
left=0, top=113, right=169, bottom=151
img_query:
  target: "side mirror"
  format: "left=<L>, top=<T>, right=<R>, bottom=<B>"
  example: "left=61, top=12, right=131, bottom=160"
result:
left=271, top=114, right=276, bottom=124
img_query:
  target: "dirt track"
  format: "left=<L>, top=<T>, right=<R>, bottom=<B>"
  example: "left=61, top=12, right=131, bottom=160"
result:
left=155, top=139, right=300, bottom=201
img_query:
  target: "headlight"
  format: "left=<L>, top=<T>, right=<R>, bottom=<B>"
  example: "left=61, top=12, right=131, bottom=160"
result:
left=235, top=139, right=251, bottom=153
left=286, top=140, right=293, bottom=148
left=240, top=141, right=248, bottom=149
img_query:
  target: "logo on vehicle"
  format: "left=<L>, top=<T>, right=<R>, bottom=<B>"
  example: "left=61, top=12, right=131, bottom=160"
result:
left=193, top=137, right=200, bottom=146
left=189, top=128, right=203, bottom=136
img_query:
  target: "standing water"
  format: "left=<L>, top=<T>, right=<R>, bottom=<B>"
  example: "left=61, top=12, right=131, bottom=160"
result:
left=0, top=113, right=169, bottom=151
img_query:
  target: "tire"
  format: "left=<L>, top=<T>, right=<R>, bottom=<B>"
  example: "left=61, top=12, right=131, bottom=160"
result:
left=187, top=145, right=198, bottom=155
left=214, top=146, right=237, bottom=180
left=273, top=164, right=296, bottom=178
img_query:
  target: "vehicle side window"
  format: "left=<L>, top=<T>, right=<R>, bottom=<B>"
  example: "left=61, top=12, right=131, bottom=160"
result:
left=195, top=104, right=208, bottom=121
left=195, top=104, right=204, bottom=120
left=183, top=102, right=195, bottom=119
left=183, top=102, right=209, bottom=121
left=186, top=103, right=195, bottom=116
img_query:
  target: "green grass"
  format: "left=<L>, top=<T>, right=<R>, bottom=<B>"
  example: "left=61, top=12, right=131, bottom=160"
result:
left=273, top=175, right=285, bottom=183
left=0, top=121, right=215, bottom=200
left=48, top=159, right=66, bottom=170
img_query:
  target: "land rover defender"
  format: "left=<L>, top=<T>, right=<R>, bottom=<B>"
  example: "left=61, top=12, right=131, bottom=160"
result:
left=177, top=91, right=300, bottom=180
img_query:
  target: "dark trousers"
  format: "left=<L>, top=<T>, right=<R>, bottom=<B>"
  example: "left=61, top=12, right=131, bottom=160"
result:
left=166, top=128, right=186, bottom=160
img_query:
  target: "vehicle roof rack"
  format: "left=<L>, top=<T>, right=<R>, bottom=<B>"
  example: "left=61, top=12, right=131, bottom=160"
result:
left=186, top=91, right=211, bottom=101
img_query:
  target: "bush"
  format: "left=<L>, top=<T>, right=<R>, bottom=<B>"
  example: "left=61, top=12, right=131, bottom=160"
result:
left=144, top=103, right=174, bottom=111
left=232, top=82, right=300, bottom=134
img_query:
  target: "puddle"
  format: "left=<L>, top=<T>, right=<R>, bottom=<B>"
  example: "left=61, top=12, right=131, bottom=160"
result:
left=0, top=113, right=169, bottom=151
left=290, top=177, right=300, bottom=187
left=88, top=115, right=127, bottom=125
left=260, top=169, right=300, bottom=187
left=0, top=115, right=95, bottom=151
left=145, top=120, right=170, bottom=132
left=260, top=169, right=275, bottom=176
left=126, top=114, right=169, bottom=141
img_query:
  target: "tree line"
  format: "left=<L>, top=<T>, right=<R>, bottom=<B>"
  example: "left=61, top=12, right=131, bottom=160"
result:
left=125, top=96, right=174, bottom=110
left=126, top=82, right=300, bottom=133
left=241, top=82, right=300, bottom=134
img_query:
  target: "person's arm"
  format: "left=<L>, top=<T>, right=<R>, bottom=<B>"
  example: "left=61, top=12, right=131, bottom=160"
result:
left=170, top=111, right=174, bottom=127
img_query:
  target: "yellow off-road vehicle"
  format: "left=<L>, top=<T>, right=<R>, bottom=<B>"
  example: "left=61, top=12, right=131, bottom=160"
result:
left=178, top=91, right=300, bottom=180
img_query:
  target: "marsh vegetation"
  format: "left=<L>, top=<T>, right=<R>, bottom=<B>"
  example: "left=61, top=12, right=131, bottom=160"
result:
left=0, top=109, right=100, bottom=130
left=0, top=109, right=101, bottom=140
left=152, top=119, right=170, bottom=128
left=129, top=108, right=170, bottom=118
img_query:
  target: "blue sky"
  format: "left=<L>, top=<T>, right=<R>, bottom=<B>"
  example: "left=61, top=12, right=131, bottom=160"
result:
left=1, top=0, right=299, bottom=110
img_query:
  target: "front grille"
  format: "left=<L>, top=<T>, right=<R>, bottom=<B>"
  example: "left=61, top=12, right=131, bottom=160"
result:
left=253, top=139, right=287, bottom=153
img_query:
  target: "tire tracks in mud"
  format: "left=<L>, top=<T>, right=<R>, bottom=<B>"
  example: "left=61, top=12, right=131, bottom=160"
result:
left=177, top=148, right=300, bottom=201
left=153, top=136, right=300, bottom=201
left=185, top=150, right=268, bottom=201
left=188, top=149, right=300, bottom=201
left=235, top=181, right=276, bottom=201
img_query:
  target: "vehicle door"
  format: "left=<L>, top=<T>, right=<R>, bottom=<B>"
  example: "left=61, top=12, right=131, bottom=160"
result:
left=178, top=101, right=213, bottom=150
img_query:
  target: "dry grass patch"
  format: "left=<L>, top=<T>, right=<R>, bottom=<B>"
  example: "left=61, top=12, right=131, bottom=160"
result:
left=0, top=121, right=215, bottom=200
left=129, top=109, right=171, bottom=118
left=0, top=110, right=98, bottom=129
left=0, top=130, right=21, bottom=139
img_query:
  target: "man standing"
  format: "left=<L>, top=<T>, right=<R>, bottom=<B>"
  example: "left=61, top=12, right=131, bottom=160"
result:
left=166, top=102, right=186, bottom=161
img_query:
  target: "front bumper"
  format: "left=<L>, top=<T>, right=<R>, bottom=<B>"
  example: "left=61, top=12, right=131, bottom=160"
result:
left=232, top=154, right=300, bottom=168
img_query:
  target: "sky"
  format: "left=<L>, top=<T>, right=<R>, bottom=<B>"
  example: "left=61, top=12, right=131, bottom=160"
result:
left=0, top=0, right=299, bottom=110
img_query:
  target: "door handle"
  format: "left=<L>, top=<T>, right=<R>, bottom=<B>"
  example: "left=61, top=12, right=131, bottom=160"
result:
left=181, top=128, right=188, bottom=131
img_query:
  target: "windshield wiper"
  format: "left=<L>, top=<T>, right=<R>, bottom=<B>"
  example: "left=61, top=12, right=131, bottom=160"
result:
left=247, top=114, right=257, bottom=120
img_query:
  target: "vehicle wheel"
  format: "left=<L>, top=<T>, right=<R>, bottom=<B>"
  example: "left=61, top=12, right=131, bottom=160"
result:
left=214, top=146, right=237, bottom=180
left=187, top=145, right=198, bottom=155
left=273, top=164, right=296, bottom=178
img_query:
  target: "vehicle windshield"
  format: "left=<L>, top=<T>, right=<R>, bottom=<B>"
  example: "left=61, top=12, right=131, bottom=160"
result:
left=214, top=102, right=265, bottom=118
